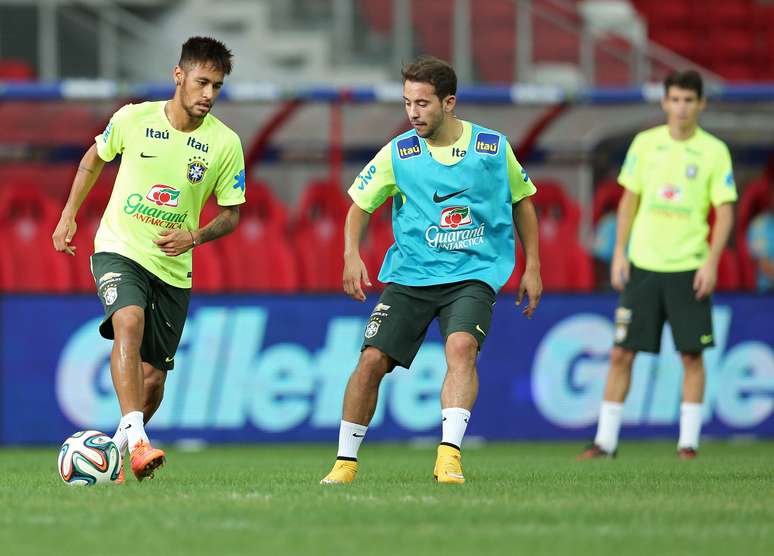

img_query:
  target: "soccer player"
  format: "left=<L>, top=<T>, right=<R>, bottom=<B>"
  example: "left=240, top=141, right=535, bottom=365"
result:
left=52, top=37, right=245, bottom=481
left=578, top=70, right=737, bottom=460
left=320, top=56, right=542, bottom=485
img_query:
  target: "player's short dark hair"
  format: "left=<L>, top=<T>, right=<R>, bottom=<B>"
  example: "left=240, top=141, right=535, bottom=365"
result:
left=401, top=55, right=457, bottom=100
left=179, top=36, right=233, bottom=75
left=664, top=70, right=703, bottom=99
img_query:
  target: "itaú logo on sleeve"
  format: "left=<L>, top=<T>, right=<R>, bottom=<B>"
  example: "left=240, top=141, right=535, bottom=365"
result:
left=145, top=185, right=180, bottom=207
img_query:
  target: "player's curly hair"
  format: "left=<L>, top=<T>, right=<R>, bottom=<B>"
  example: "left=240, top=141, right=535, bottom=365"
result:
left=179, top=36, right=233, bottom=75
left=401, top=55, right=457, bottom=100
left=664, top=70, right=703, bottom=99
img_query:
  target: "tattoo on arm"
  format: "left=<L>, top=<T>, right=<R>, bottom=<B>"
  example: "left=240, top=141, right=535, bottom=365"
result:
left=77, top=165, right=94, bottom=174
left=198, top=206, right=239, bottom=245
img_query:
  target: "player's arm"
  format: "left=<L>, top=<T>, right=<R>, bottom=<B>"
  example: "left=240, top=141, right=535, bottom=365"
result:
left=343, top=204, right=373, bottom=302
left=694, top=144, right=738, bottom=298
left=345, top=144, right=397, bottom=301
left=506, top=142, right=542, bottom=318
left=154, top=205, right=240, bottom=257
left=611, top=189, right=640, bottom=291
left=693, top=202, right=733, bottom=299
left=52, top=144, right=106, bottom=256
left=512, top=197, right=541, bottom=318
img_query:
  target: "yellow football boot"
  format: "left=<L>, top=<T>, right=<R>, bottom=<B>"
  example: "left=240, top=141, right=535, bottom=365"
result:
left=320, top=459, right=358, bottom=484
left=433, top=444, right=465, bottom=484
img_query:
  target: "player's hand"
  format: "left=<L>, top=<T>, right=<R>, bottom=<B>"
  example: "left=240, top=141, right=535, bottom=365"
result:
left=693, top=261, right=717, bottom=300
left=343, top=253, right=371, bottom=302
left=154, top=229, right=195, bottom=257
left=52, top=214, right=77, bottom=256
left=516, top=266, right=542, bottom=319
left=611, top=252, right=630, bottom=291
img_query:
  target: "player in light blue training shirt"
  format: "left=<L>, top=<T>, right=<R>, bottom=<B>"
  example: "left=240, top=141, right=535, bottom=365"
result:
left=321, top=56, right=542, bottom=485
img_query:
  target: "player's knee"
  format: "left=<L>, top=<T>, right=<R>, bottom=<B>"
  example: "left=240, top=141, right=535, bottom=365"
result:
left=445, top=332, right=478, bottom=366
left=358, top=347, right=393, bottom=376
left=681, top=352, right=704, bottom=373
left=112, top=307, right=144, bottom=338
left=610, top=346, right=635, bottom=370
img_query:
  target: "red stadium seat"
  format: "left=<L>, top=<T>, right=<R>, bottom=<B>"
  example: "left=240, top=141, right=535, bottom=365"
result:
left=592, top=179, right=623, bottom=225
left=0, top=183, right=73, bottom=292
left=218, top=180, right=299, bottom=292
left=291, top=180, right=350, bottom=291
left=503, top=181, right=592, bottom=292
left=736, top=177, right=773, bottom=289
left=0, top=59, right=34, bottom=81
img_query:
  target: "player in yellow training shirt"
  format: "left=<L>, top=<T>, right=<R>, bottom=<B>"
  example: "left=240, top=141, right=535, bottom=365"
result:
left=52, top=37, right=245, bottom=482
left=579, top=71, right=737, bottom=461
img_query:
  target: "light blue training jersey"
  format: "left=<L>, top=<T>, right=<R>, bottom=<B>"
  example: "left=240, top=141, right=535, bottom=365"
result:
left=379, top=124, right=516, bottom=293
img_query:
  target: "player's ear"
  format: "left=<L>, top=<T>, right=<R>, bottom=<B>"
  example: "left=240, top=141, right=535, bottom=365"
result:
left=173, top=65, right=184, bottom=87
left=443, top=94, right=457, bottom=114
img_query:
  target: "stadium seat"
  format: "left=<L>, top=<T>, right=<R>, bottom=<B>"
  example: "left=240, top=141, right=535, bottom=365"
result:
left=592, top=179, right=623, bottom=226
left=0, top=59, right=34, bottom=80
left=503, top=180, right=592, bottom=292
left=736, top=177, right=773, bottom=289
left=360, top=0, right=391, bottom=34
left=0, top=183, right=73, bottom=292
left=291, top=180, right=350, bottom=291
left=217, top=180, right=299, bottom=292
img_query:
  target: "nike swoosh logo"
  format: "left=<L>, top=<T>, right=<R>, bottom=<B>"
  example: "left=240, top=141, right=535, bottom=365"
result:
left=433, top=187, right=469, bottom=203
left=165, top=356, right=174, bottom=363
left=475, top=324, right=486, bottom=336
left=352, top=433, right=365, bottom=438
left=445, top=473, right=464, bottom=479
left=140, top=152, right=157, bottom=158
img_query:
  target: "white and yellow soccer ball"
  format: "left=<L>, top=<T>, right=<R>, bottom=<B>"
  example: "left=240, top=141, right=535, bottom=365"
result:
left=57, top=430, right=121, bottom=486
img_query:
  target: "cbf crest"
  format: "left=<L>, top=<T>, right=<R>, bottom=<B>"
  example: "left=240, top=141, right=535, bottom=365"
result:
left=187, top=156, right=208, bottom=185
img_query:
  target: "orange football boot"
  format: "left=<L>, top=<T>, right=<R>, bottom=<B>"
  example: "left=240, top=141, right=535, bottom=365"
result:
left=130, top=440, right=166, bottom=481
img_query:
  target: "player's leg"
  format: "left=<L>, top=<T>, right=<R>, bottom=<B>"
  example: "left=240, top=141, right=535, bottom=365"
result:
left=435, top=280, right=496, bottom=483
left=320, top=348, right=395, bottom=484
left=142, top=363, right=167, bottom=422
left=321, top=284, right=433, bottom=484
left=664, top=268, right=713, bottom=459
left=91, top=253, right=155, bottom=476
left=580, top=266, right=664, bottom=459
left=677, top=352, right=704, bottom=458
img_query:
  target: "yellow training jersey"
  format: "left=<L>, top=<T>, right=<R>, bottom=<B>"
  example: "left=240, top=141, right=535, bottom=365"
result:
left=93, top=101, right=245, bottom=288
left=618, top=125, right=737, bottom=272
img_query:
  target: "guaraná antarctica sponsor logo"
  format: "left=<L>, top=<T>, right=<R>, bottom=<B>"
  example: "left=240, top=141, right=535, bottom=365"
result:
left=124, top=186, right=187, bottom=229
left=426, top=206, right=485, bottom=250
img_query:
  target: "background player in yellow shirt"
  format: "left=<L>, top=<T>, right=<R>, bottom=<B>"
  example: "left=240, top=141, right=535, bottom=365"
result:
left=579, top=70, right=737, bottom=460
left=52, top=37, right=245, bottom=481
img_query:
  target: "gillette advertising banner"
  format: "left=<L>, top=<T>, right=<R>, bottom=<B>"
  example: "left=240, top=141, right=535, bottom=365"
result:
left=1, top=294, right=773, bottom=444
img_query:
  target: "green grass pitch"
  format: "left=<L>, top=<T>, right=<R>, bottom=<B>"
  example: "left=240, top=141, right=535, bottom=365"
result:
left=1, top=441, right=772, bottom=555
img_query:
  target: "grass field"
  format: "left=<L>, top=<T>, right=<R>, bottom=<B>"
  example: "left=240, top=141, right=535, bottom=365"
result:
left=1, top=441, right=772, bottom=555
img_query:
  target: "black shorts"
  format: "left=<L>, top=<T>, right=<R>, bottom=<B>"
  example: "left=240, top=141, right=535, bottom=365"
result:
left=614, top=265, right=713, bottom=354
left=362, top=280, right=496, bottom=369
left=90, top=252, right=190, bottom=371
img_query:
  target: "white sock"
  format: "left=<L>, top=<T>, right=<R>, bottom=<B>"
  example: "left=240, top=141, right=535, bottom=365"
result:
left=678, top=402, right=703, bottom=450
left=337, top=420, right=367, bottom=460
left=112, top=424, right=129, bottom=458
left=119, top=411, right=149, bottom=450
left=594, top=401, right=623, bottom=453
left=441, top=407, right=471, bottom=450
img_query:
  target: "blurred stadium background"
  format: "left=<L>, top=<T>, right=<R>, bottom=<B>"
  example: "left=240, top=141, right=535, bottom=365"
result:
left=0, top=0, right=772, bottom=448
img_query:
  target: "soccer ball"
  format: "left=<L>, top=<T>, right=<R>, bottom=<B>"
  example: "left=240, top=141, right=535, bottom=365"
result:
left=57, top=430, right=121, bottom=486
